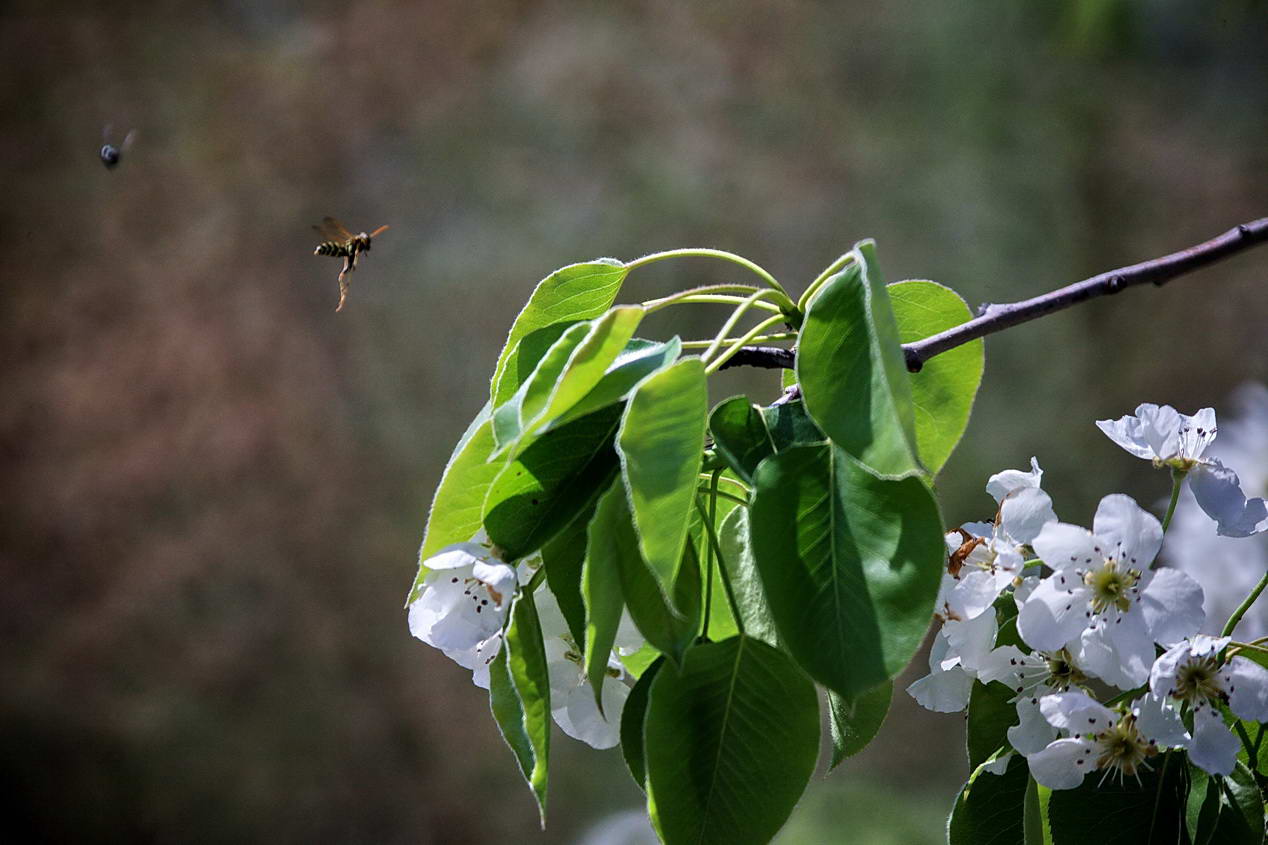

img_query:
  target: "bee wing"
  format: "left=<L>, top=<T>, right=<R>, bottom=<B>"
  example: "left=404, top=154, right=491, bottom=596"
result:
left=121, top=130, right=137, bottom=152
left=317, top=216, right=354, bottom=241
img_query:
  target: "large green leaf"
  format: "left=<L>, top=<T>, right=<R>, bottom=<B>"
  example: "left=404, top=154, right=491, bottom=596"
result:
left=620, top=656, right=665, bottom=790
left=889, top=280, right=985, bottom=474
left=827, top=682, right=892, bottom=770
left=708, top=396, right=775, bottom=485
left=967, top=672, right=1018, bottom=771
left=948, top=755, right=1029, bottom=845
left=488, top=649, right=539, bottom=816
left=540, top=505, right=592, bottom=649
left=545, top=337, right=683, bottom=432
left=716, top=507, right=779, bottom=647
left=616, top=358, right=708, bottom=600
left=491, top=259, right=630, bottom=404
left=761, top=399, right=825, bottom=452
left=500, top=591, right=552, bottom=826
left=483, top=405, right=622, bottom=561
left=1047, top=752, right=1188, bottom=844
left=1188, top=761, right=1264, bottom=845
left=748, top=442, right=944, bottom=699
left=645, top=637, right=819, bottom=845
left=409, top=402, right=500, bottom=602
left=494, top=307, right=645, bottom=459
left=590, top=478, right=700, bottom=664
left=582, top=482, right=631, bottom=708
left=796, top=241, right=924, bottom=479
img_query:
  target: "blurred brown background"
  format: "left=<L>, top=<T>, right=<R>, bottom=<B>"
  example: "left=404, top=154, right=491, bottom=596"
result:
left=2, top=1, right=1266, bottom=842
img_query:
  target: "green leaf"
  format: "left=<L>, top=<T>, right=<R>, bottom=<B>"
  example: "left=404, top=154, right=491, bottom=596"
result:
left=1190, top=760, right=1265, bottom=845
left=503, top=591, right=552, bottom=826
left=761, top=399, right=824, bottom=452
left=409, top=402, right=501, bottom=602
left=968, top=672, right=1019, bottom=771
left=590, top=478, right=700, bottom=664
left=582, top=483, right=631, bottom=709
left=708, top=396, right=775, bottom=485
left=796, top=241, right=924, bottom=479
left=488, top=649, right=539, bottom=814
left=827, top=681, right=892, bottom=770
left=1047, top=751, right=1188, bottom=844
left=616, top=358, right=708, bottom=601
left=540, top=505, right=592, bottom=649
left=620, top=656, right=665, bottom=790
left=546, top=337, right=683, bottom=431
left=495, top=307, right=645, bottom=458
left=645, top=637, right=819, bottom=845
left=716, top=507, right=779, bottom=647
left=483, top=405, right=622, bottom=561
left=491, top=259, right=630, bottom=404
left=889, top=280, right=985, bottom=474
left=948, top=755, right=1029, bottom=845
left=748, top=442, right=944, bottom=699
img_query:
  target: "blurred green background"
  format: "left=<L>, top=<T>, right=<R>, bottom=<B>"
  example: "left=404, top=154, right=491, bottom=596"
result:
left=3, top=1, right=1266, bottom=842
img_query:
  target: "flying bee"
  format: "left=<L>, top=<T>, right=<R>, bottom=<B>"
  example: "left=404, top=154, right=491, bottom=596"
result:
left=312, top=217, right=389, bottom=312
left=100, top=125, right=136, bottom=170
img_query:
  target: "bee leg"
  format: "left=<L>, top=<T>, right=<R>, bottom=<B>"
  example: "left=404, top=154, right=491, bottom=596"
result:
left=336, top=273, right=349, bottom=312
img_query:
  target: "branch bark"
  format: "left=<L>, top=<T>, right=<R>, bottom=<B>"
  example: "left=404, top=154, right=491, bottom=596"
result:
left=721, top=217, right=1268, bottom=374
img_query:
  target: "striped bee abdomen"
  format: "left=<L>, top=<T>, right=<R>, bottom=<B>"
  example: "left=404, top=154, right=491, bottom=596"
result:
left=315, top=241, right=351, bottom=257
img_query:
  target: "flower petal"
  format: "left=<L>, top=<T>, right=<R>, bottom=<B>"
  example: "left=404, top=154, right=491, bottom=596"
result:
left=986, top=457, right=1044, bottom=501
left=1092, top=494, right=1162, bottom=569
left=1032, top=523, right=1100, bottom=572
left=1009, top=694, right=1059, bottom=755
left=1191, top=458, right=1268, bottom=538
left=1177, top=408, right=1218, bottom=461
left=1139, top=568, right=1205, bottom=645
left=1096, top=411, right=1159, bottom=461
left=1038, top=690, right=1117, bottom=733
left=906, top=664, right=974, bottom=713
left=1027, top=737, right=1098, bottom=790
left=1188, top=706, right=1239, bottom=776
left=1017, top=574, right=1091, bottom=652
left=1132, top=693, right=1189, bottom=748
left=1225, top=656, right=1268, bottom=721
left=999, top=487, right=1057, bottom=545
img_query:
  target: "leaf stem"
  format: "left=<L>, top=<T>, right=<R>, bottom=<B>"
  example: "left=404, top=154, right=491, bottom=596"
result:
left=697, top=472, right=752, bottom=497
left=626, top=248, right=796, bottom=310
left=1222, top=570, right=1268, bottom=638
left=700, top=289, right=794, bottom=364
left=703, top=314, right=790, bottom=375
left=693, top=495, right=745, bottom=635
left=641, top=284, right=768, bottom=314
left=798, top=251, right=855, bottom=309
left=1160, top=468, right=1187, bottom=534
left=701, top=470, right=722, bottom=640
left=698, top=486, right=749, bottom=508
left=680, top=332, right=797, bottom=349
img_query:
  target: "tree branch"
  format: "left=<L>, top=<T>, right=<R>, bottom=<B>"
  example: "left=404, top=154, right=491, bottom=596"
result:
left=721, top=217, right=1268, bottom=374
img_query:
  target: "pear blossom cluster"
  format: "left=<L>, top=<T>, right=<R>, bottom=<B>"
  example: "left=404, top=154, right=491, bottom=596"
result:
left=406, top=533, right=641, bottom=749
left=909, top=402, right=1268, bottom=790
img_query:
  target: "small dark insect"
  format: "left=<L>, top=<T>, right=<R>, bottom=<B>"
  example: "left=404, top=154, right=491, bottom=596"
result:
left=312, top=217, right=390, bottom=312
left=100, top=125, right=136, bottom=170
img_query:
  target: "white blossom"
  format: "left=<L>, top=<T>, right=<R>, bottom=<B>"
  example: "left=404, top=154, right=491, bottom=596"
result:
left=1098, top=402, right=1267, bottom=537
left=1148, top=634, right=1268, bottom=775
left=977, top=644, right=1094, bottom=754
left=534, top=589, right=631, bottom=749
left=1018, top=495, right=1204, bottom=688
left=942, top=459, right=1056, bottom=616
left=1165, top=385, right=1268, bottom=638
left=1025, top=691, right=1183, bottom=789
left=408, top=542, right=518, bottom=653
left=907, top=610, right=997, bottom=713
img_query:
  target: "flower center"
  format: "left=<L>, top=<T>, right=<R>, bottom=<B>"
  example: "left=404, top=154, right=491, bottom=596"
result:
left=1045, top=650, right=1087, bottom=690
left=1083, top=560, right=1140, bottom=614
left=1091, top=715, right=1156, bottom=780
left=1174, top=657, right=1225, bottom=705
